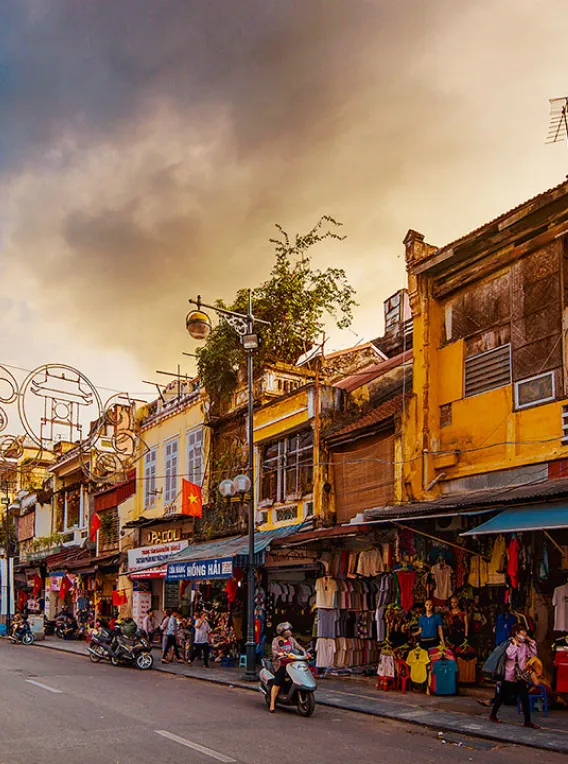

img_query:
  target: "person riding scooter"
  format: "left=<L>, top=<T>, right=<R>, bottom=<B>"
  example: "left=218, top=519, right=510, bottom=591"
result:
left=269, top=622, right=306, bottom=713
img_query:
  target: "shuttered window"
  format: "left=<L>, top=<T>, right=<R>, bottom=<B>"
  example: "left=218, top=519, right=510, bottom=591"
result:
left=164, top=439, right=179, bottom=504
left=143, top=449, right=157, bottom=508
left=187, top=428, right=204, bottom=486
left=464, top=344, right=511, bottom=398
left=332, top=433, right=394, bottom=524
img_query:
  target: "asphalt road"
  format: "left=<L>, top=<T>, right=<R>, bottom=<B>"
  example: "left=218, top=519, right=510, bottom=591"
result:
left=0, top=642, right=564, bottom=764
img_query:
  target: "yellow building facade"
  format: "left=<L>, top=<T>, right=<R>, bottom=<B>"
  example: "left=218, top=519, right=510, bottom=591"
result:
left=119, top=379, right=208, bottom=618
left=402, top=179, right=568, bottom=502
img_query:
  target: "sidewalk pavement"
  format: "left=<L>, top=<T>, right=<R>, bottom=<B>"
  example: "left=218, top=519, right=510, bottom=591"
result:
left=30, top=636, right=568, bottom=754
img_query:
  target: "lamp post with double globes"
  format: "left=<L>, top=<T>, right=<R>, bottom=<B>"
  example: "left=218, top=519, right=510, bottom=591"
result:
left=186, top=292, right=268, bottom=680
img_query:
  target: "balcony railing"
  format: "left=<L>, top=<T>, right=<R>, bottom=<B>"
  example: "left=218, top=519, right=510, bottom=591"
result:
left=194, top=503, right=247, bottom=541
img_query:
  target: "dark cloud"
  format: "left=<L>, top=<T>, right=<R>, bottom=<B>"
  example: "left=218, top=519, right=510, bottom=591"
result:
left=1, top=0, right=567, bottom=370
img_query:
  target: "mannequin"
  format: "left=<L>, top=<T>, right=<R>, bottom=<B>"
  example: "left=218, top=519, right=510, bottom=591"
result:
left=417, top=599, right=445, bottom=650
left=447, top=595, right=468, bottom=648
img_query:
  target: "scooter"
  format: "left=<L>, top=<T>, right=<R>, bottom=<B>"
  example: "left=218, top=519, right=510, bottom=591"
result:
left=88, top=625, right=153, bottom=671
left=9, top=621, right=35, bottom=645
left=259, top=651, right=317, bottom=716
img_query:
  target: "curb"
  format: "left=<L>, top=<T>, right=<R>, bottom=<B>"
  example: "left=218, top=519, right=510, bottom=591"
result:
left=31, top=640, right=568, bottom=754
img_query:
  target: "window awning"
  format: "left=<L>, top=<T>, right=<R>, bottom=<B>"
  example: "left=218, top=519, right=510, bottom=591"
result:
left=167, top=523, right=311, bottom=567
left=462, top=504, right=568, bottom=536
left=128, top=523, right=312, bottom=581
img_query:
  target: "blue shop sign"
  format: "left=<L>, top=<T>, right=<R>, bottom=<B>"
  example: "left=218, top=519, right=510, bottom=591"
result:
left=167, top=557, right=234, bottom=581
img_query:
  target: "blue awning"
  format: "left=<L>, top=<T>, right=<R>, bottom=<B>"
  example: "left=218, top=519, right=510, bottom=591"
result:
left=167, top=523, right=310, bottom=567
left=462, top=504, right=568, bottom=536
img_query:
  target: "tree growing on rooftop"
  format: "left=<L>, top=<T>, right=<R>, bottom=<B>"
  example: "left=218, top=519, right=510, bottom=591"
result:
left=197, top=216, right=356, bottom=404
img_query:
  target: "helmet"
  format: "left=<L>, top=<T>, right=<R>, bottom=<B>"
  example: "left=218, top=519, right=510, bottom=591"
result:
left=276, top=622, right=293, bottom=636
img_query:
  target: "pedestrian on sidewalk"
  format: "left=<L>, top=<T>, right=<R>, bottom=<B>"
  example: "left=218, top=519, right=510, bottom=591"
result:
left=160, top=609, right=171, bottom=654
left=162, top=609, right=184, bottom=664
left=142, top=609, right=157, bottom=644
left=188, top=609, right=211, bottom=668
left=490, top=623, right=539, bottom=729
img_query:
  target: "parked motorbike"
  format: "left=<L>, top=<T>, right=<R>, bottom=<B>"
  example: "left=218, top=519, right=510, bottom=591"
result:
left=55, top=616, right=84, bottom=641
left=259, top=651, right=316, bottom=716
left=88, top=625, right=153, bottom=671
left=9, top=621, right=35, bottom=646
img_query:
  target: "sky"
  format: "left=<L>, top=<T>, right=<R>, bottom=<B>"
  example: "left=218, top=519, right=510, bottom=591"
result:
left=1, top=0, right=567, bottom=402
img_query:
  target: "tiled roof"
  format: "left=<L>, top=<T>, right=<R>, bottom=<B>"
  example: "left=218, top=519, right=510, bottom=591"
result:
left=327, top=393, right=409, bottom=443
left=333, top=349, right=412, bottom=393
left=437, top=177, right=568, bottom=255
left=364, top=477, right=568, bottom=521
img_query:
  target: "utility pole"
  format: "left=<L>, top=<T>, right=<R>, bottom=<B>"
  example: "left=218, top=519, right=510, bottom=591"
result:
left=2, top=481, right=12, bottom=634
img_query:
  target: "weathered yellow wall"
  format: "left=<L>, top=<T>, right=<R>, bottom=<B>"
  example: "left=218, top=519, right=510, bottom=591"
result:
left=132, top=395, right=208, bottom=521
left=403, top=268, right=567, bottom=502
left=253, top=387, right=319, bottom=530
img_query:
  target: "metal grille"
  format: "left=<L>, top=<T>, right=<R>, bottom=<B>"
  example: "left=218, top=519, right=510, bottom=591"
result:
left=562, top=406, right=568, bottom=445
left=464, top=345, right=511, bottom=398
left=275, top=506, right=298, bottom=523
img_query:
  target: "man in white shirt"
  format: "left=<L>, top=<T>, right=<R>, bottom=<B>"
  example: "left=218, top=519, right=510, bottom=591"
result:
left=188, top=610, right=212, bottom=667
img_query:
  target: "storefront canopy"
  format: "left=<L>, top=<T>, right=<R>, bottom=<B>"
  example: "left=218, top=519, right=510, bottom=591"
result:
left=161, top=523, right=310, bottom=581
left=462, top=503, right=568, bottom=536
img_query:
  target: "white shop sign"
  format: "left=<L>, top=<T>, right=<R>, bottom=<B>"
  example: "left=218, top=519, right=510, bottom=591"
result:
left=127, top=539, right=189, bottom=572
left=132, top=591, right=152, bottom=627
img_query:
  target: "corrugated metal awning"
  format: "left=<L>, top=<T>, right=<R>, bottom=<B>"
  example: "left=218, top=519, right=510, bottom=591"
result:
left=462, top=504, right=568, bottom=536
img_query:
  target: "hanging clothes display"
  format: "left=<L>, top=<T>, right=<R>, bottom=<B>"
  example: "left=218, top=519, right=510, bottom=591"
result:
left=431, top=560, right=453, bottom=603
left=407, top=647, right=430, bottom=685
left=553, top=583, right=568, bottom=632
left=487, top=535, right=506, bottom=585
left=507, top=537, right=520, bottom=589
left=394, top=569, right=415, bottom=612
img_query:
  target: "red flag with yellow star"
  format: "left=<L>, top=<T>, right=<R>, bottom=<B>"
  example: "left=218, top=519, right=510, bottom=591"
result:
left=182, top=480, right=203, bottom=518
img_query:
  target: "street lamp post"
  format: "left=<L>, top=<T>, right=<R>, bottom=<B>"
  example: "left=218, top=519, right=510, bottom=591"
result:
left=1, top=483, right=13, bottom=634
left=186, top=291, right=268, bottom=681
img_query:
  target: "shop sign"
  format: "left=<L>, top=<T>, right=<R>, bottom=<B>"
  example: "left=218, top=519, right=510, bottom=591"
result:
left=144, top=527, right=182, bottom=546
left=131, top=590, right=152, bottom=627
left=167, top=557, right=233, bottom=581
left=127, top=539, right=189, bottom=572
left=265, top=551, right=318, bottom=569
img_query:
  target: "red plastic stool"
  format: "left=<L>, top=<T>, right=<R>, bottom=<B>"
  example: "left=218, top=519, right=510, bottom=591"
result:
left=395, top=659, right=411, bottom=694
left=376, top=674, right=395, bottom=691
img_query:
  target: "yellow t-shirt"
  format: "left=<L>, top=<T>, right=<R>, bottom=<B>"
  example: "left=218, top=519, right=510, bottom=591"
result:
left=407, top=648, right=430, bottom=684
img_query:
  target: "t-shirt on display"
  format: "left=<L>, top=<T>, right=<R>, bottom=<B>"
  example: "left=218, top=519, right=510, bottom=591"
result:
left=553, top=584, right=568, bottom=632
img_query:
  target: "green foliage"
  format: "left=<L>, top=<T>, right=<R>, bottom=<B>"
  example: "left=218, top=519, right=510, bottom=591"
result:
left=197, top=216, right=356, bottom=403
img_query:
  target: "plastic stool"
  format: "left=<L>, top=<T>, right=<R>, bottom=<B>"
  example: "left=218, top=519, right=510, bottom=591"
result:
left=239, top=655, right=247, bottom=668
left=376, top=675, right=395, bottom=691
left=518, top=685, right=548, bottom=718
left=395, top=659, right=411, bottom=694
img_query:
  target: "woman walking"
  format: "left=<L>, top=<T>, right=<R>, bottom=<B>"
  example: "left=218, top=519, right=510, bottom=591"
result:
left=490, top=623, right=539, bottom=728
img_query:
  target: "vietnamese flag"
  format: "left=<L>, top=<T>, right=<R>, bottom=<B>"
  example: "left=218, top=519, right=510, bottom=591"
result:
left=89, top=512, right=102, bottom=542
left=59, top=575, right=71, bottom=602
left=112, top=589, right=127, bottom=607
left=182, top=480, right=203, bottom=518
left=32, top=574, right=43, bottom=599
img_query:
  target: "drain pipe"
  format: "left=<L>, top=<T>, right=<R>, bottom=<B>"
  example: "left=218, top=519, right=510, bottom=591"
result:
left=425, top=472, right=446, bottom=493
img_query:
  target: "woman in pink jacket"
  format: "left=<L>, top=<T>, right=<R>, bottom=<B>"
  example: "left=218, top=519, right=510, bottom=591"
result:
left=490, top=623, right=538, bottom=728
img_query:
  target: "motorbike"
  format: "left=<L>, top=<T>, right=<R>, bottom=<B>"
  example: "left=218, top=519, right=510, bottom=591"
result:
left=259, top=651, right=316, bottom=717
left=9, top=621, right=35, bottom=646
left=88, top=625, right=153, bottom=671
left=55, top=615, right=85, bottom=641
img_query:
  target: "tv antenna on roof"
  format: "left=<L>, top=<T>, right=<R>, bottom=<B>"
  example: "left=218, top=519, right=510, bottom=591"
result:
left=546, top=97, right=568, bottom=146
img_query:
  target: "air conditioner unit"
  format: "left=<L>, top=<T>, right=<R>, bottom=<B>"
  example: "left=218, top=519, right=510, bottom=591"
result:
left=434, top=515, right=462, bottom=532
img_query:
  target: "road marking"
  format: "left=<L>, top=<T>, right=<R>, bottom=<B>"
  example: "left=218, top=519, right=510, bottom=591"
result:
left=25, top=679, right=62, bottom=694
left=154, top=730, right=236, bottom=762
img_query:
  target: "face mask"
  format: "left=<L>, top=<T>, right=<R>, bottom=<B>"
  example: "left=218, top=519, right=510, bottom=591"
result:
left=518, top=634, right=526, bottom=642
